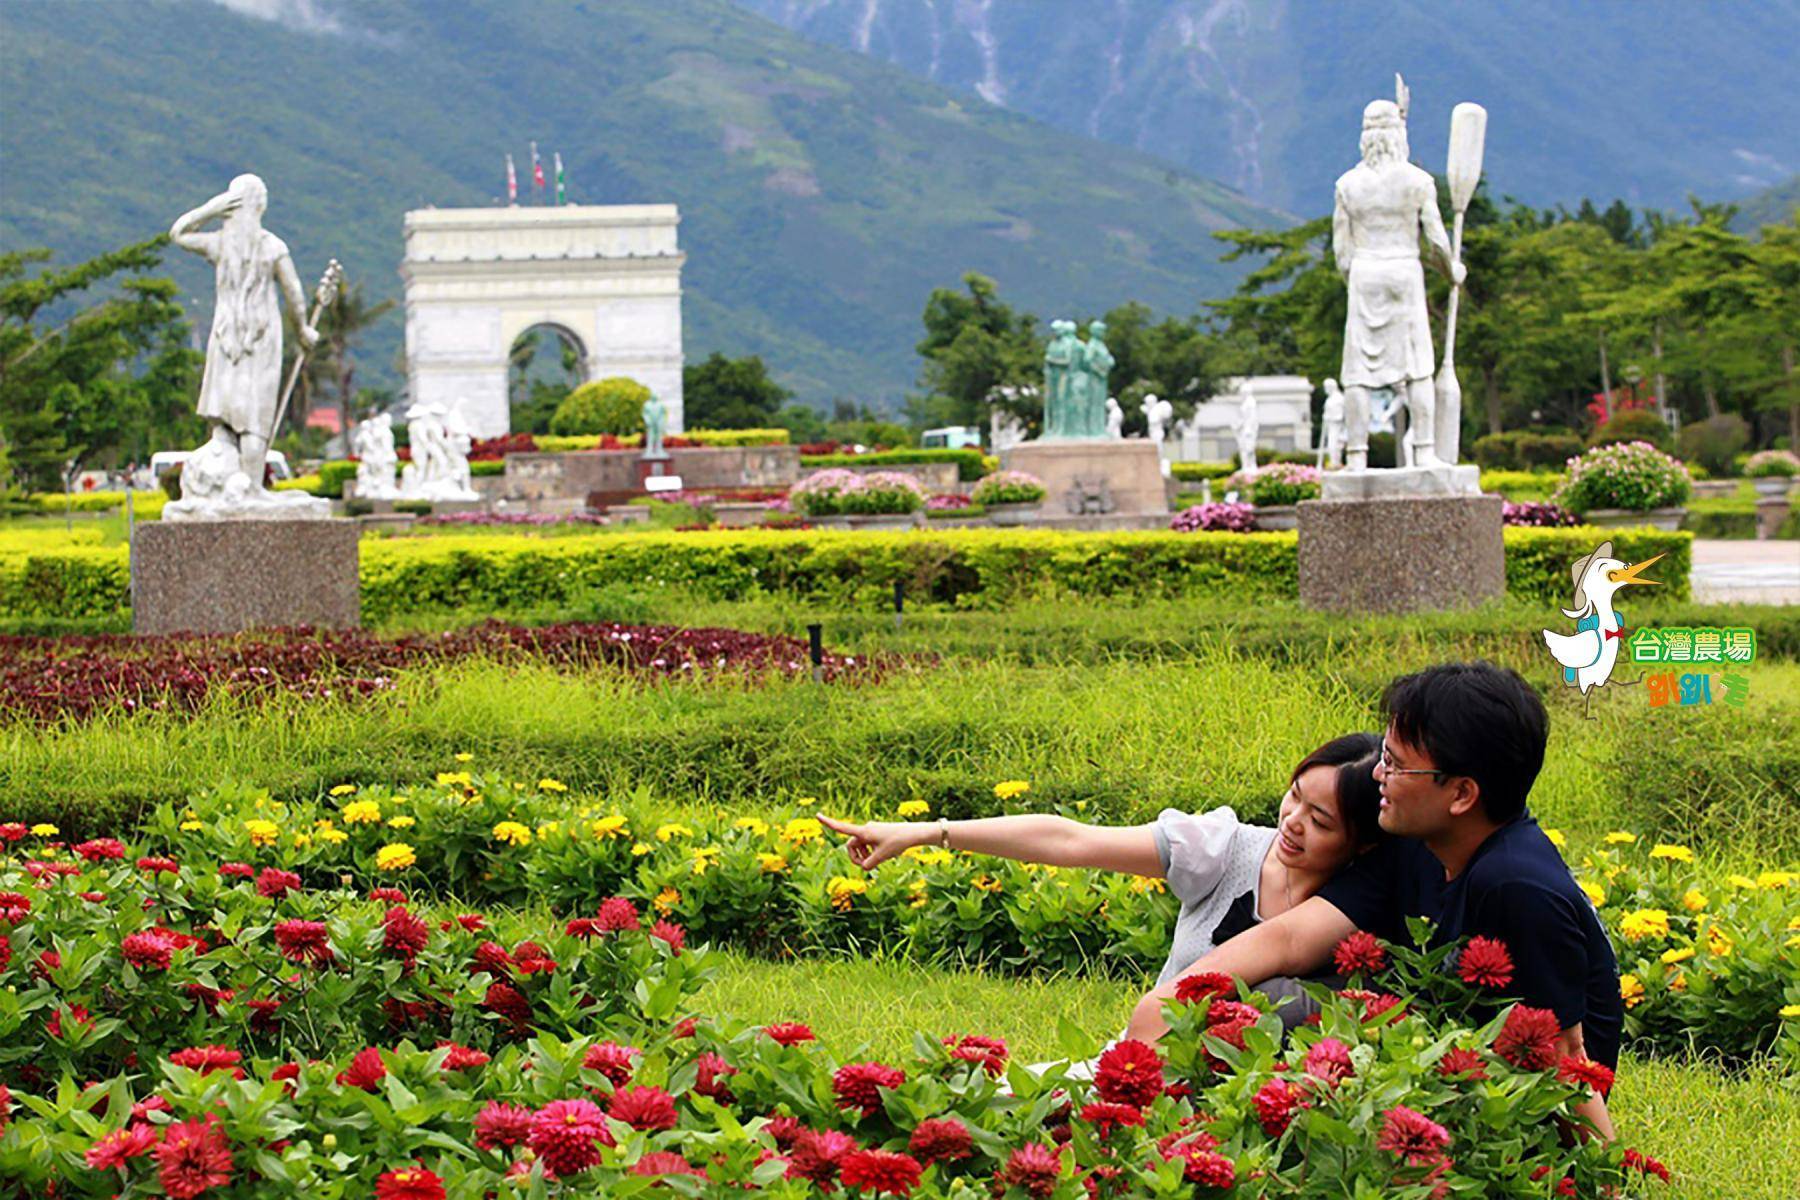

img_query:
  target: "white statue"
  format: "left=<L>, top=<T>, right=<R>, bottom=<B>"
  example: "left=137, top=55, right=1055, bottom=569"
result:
left=1234, top=379, right=1260, bottom=474
left=1105, top=396, right=1124, bottom=440
left=400, top=401, right=480, bottom=502
left=986, top=386, right=1030, bottom=452
left=1333, top=80, right=1464, bottom=471
left=351, top=412, right=400, bottom=499
left=1368, top=386, right=1413, bottom=468
left=165, top=173, right=330, bottom=520
left=1142, top=394, right=1173, bottom=447
left=1317, top=379, right=1347, bottom=469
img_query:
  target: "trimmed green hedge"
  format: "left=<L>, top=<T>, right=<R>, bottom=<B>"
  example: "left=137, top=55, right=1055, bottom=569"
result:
left=1503, top=527, right=1691, bottom=605
left=1170, top=461, right=1237, bottom=482
left=800, top=448, right=989, bottom=481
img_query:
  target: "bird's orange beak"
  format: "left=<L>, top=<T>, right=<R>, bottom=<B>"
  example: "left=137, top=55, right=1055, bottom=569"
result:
left=1607, top=554, right=1665, bottom=587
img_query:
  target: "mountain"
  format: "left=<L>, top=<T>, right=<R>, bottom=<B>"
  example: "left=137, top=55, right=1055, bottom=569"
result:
left=1733, top=176, right=1800, bottom=235
left=735, top=0, right=1800, bottom=215
left=0, top=0, right=1287, bottom=411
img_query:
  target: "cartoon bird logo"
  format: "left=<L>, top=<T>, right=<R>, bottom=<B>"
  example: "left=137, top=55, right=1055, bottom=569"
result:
left=1541, top=540, right=1664, bottom=718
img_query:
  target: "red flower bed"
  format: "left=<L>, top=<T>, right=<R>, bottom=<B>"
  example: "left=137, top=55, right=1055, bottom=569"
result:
left=0, top=621, right=899, bottom=721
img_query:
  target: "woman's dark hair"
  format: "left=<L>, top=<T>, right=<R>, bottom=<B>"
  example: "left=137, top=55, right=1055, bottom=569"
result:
left=1288, top=732, right=1384, bottom=850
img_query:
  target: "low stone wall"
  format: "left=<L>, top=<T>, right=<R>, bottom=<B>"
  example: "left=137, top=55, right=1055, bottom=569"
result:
left=503, top=447, right=801, bottom=500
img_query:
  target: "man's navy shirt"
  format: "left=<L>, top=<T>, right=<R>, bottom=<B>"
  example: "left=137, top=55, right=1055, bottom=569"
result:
left=1318, top=813, right=1622, bottom=1068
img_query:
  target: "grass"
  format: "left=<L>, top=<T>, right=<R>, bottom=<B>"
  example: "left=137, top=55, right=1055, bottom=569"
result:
left=700, top=949, right=1800, bottom=1200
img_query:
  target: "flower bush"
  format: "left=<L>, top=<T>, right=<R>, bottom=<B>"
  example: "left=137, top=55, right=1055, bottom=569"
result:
left=787, top=469, right=866, bottom=517
left=1553, top=442, right=1692, bottom=513
left=838, top=471, right=930, bottom=516
left=1501, top=500, right=1580, bottom=527
left=970, top=471, right=1046, bottom=507
left=1235, top=463, right=1322, bottom=507
left=1744, top=449, right=1800, bottom=478
left=1169, top=503, right=1255, bottom=533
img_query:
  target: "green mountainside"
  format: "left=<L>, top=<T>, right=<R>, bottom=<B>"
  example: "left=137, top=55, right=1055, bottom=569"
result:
left=1734, top=176, right=1800, bottom=234
left=0, top=0, right=1284, bottom=410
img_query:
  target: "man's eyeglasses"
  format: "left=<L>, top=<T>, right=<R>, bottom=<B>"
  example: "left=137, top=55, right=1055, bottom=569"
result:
left=1379, top=746, right=1449, bottom=782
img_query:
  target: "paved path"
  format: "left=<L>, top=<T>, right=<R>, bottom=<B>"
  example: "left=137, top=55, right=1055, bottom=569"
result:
left=1689, top=539, right=1800, bottom=605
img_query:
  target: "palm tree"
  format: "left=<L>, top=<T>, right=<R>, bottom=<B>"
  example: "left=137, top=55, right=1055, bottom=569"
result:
left=281, top=279, right=396, bottom=434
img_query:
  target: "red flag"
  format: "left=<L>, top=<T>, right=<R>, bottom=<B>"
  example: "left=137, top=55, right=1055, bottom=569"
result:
left=505, top=154, right=518, bottom=204
left=531, top=141, right=545, bottom=190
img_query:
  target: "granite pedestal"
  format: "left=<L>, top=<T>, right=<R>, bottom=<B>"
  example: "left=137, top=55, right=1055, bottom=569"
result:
left=1298, top=493, right=1504, bottom=614
left=1000, top=440, right=1168, bottom=516
left=131, top=519, right=361, bottom=634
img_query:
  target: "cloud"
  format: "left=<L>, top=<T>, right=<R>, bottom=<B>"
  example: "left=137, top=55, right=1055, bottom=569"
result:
left=208, top=0, right=347, bottom=36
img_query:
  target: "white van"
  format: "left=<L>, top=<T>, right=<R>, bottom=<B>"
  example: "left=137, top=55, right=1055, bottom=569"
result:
left=920, top=426, right=983, bottom=450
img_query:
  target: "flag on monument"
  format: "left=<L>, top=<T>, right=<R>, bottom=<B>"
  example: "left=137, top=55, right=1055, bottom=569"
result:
left=531, top=141, right=546, bottom=193
left=554, top=152, right=565, bottom=205
left=505, top=154, right=517, bottom=204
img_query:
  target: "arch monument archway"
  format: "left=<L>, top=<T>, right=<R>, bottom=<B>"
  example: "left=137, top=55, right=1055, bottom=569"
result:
left=400, top=204, right=685, bottom=437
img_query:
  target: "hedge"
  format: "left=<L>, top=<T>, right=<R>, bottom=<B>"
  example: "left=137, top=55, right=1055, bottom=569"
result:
left=536, top=428, right=790, bottom=451
left=800, top=448, right=989, bottom=481
left=19, top=490, right=170, bottom=517
left=1170, top=461, right=1236, bottom=482
left=0, top=526, right=1692, bottom=621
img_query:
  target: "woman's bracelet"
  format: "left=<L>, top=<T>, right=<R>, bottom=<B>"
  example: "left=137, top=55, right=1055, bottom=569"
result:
left=937, top=818, right=951, bottom=849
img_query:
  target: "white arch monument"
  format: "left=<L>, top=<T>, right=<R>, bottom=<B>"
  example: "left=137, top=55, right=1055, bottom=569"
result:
left=400, top=204, right=686, bottom=437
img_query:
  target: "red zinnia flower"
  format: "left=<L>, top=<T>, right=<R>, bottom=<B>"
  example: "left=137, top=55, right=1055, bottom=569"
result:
left=0, top=931, right=9, bottom=975
left=765, top=1114, right=807, bottom=1148
left=1302, top=1037, right=1355, bottom=1088
left=1436, top=1047, right=1488, bottom=1080
left=565, top=917, right=599, bottom=938
left=1494, top=1006, right=1562, bottom=1070
left=582, top=1040, right=639, bottom=1088
left=833, top=1061, right=906, bottom=1117
left=454, top=912, right=486, bottom=932
left=787, top=1128, right=859, bottom=1187
left=529, top=1098, right=613, bottom=1176
left=943, top=1033, right=1009, bottom=1076
left=473, top=1101, right=534, bottom=1150
left=694, top=1051, right=738, bottom=1102
left=375, top=1165, right=446, bottom=1200
left=1078, top=1101, right=1143, bottom=1139
left=337, top=1046, right=387, bottom=1091
left=1623, top=1148, right=1671, bottom=1182
left=121, top=929, right=175, bottom=971
left=132, top=1095, right=172, bottom=1121
left=272, top=919, right=332, bottom=964
left=632, top=1151, right=706, bottom=1179
left=137, top=856, right=180, bottom=875
left=595, top=896, right=641, bottom=931
left=75, top=838, right=126, bottom=862
left=0, top=822, right=26, bottom=842
left=1457, top=936, right=1515, bottom=989
left=438, top=1042, right=490, bottom=1072
left=908, top=1117, right=972, bottom=1163
left=154, top=1117, right=234, bottom=1199
left=169, top=1046, right=244, bottom=1078
left=1165, top=1144, right=1236, bottom=1188
left=471, top=940, right=513, bottom=978
left=1094, top=1039, right=1164, bottom=1107
left=219, top=862, right=254, bottom=879
left=650, top=919, right=686, bottom=953
left=382, top=906, right=430, bottom=967
left=255, top=867, right=301, bottom=898
left=1001, top=1142, right=1064, bottom=1198
left=0, top=891, right=30, bottom=922
left=1557, top=1055, right=1615, bottom=1093
left=0, top=1083, right=10, bottom=1130
left=671, top=1016, right=699, bottom=1039
left=369, top=887, right=407, bottom=903
left=1252, top=1077, right=1307, bottom=1137
left=482, top=981, right=531, bottom=1030
left=609, top=1084, right=678, bottom=1131
left=1203, top=999, right=1261, bottom=1028
left=86, top=1122, right=161, bottom=1169
left=1332, top=931, right=1388, bottom=975
left=1173, top=971, right=1235, bottom=1005
left=839, top=1148, right=924, bottom=1195
left=1376, top=1105, right=1451, bottom=1165
left=764, top=1022, right=816, bottom=1046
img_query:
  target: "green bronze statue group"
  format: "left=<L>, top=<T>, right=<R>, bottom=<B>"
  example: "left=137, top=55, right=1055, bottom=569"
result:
left=1040, top=319, right=1114, bottom=441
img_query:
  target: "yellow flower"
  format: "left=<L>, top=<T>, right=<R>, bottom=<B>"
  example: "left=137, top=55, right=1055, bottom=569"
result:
left=30, top=823, right=58, bottom=837
left=292, top=833, right=312, bottom=849
left=654, top=886, right=681, bottom=914
left=179, top=820, right=204, bottom=832
left=1704, top=924, right=1733, bottom=958
left=342, top=800, right=382, bottom=825
left=1649, top=844, right=1693, bottom=863
left=1129, top=876, right=1167, bottom=894
left=690, top=847, right=722, bottom=876
left=538, top=778, right=567, bottom=793
left=387, top=815, right=415, bottom=829
left=826, top=876, right=869, bottom=912
left=1727, top=874, right=1757, bottom=890
left=1618, top=909, right=1671, bottom=942
left=993, top=780, right=1031, bottom=801
left=1542, top=828, right=1566, bottom=848
left=537, top=821, right=560, bottom=837
left=1757, top=871, right=1795, bottom=890
left=376, top=843, right=416, bottom=871
left=631, top=842, right=653, bottom=857
left=1619, top=974, right=1645, bottom=1008
left=1681, top=889, right=1708, bottom=912
left=435, top=771, right=473, bottom=788
left=1780, top=1004, right=1800, bottom=1019
left=1577, top=879, right=1606, bottom=908
left=1603, top=831, right=1637, bottom=845
left=908, top=878, right=929, bottom=909
left=973, top=874, right=1003, bottom=894
left=1660, top=946, right=1695, bottom=965
left=453, top=752, right=474, bottom=762
left=734, top=817, right=769, bottom=837
left=317, top=827, right=348, bottom=845
left=329, top=783, right=357, bottom=796
left=1667, top=971, right=1687, bottom=992
left=591, top=814, right=629, bottom=839
left=1788, top=916, right=1800, bottom=931
left=244, top=819, right=279, bottom=846
left=491, top=821, right=532, bottom=847
left=897, top=800, right=931, bottom=818
left=656, top=823, right=694, bottom=843
left=756, top=852, right=789, bottom=874
left=903, top=846, right=953, bottom=867
left=781, top=818, right=823, bottom=846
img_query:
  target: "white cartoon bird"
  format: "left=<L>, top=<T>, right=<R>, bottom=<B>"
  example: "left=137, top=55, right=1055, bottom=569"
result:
left=1541, top=540, right=1664, bottom=718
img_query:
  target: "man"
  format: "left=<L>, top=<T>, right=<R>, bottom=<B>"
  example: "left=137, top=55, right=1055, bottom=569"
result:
left=1125, top=662, right=1621, bottom=1141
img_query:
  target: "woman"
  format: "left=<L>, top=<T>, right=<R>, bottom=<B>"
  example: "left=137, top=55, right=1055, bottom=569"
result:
left=819, top=733, right=1384, bottom=1028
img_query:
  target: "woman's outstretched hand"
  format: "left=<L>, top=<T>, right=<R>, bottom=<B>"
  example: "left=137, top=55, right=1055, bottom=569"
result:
left=817, top=814, right=930, bottom=871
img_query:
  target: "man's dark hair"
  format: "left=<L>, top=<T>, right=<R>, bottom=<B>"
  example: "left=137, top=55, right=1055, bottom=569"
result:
left=1381, top=662, right=1548, bottom=823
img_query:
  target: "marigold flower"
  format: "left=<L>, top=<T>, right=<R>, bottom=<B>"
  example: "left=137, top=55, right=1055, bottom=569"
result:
left=631, top=841, right=653, bottom=856
left=375, top=1166, right=445, bottom=1200
left=155, top=1117, right=234, bottom=1199
left=376, top=843, right=416, bottom=872
left=972, top=873, right=1003, bottom=894
left=179, top=820, right=204, bottom=832
left=386, top=815, right=415, bottom=829
left=1660, top=946, right=1695, bottom=965
left=1704, top=924, right=1733, bottom=958
left=781, top=817, right=823, bottom=844
left=839, top=1148, right=924, bottom=1196
left=31, top=823, right=59, bottom=837
left=1128, top=874, right=1165, bottom=894
left=1000, top=1142, right=1062, bottom=1197
left=833, top=1060, right=906, bottom=1116
left=1457, top=936, right=1515, bottom=989
left=1602, top=831, right=1637, bottom=845
left=1758, top=871, right=1794, bottom=889
left=656, top=822, right=693, bottom=842
left=1496, top=1005, right=1563, bottom=1068
left=1578, top=879, right=1606, bottom=908
left=86, top=1123, right=161, bottom=1169
left=491, top=820, right=531, bottom=846
left=1682, top=888, right=1708, bottom=911
left=758, top=852, right=789, bottom=874
left=764, top=1021, right=817, bottom=1046
left=1332, top=931, right=1387, bottom=975
left=538, top=777, right=567, bottom=792
left=529, top=1098, right=612, bottom=1176
left=897, top=800, right=931, bottom=818
left=243, top=819, right=279, bottom=846
left=908, top=1116, right=972, bottom=1163
left=1094, top=1040, right=1164, bottom=1107
left=1727, top=873, right=1757, bottom=889
left=453, top=752, right=474, bottom=762
left=652, top=886, right=681, bottom=915
left=1542, top=827, right=1566, bottom=848
left=993, top=780, right=1031, bottom=800
left=591, top=814, right=628, bottom=839
left=1619, top=908, right=1671, bottom=942
left=435, top=771, right=473, bottom=788
left=1376, top=1105, right=1451, bottom=1166
left=1620, top=974, right=1646, bottom=1008
left=1649, top=843, right=1693, bottom=863
left=329, top=783, right=357, bottom=796
left=827, top=875, right=870, bottom=911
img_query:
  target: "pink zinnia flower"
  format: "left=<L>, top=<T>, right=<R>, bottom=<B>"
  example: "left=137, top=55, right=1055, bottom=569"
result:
left=1376, top=1105, right=1451, bottom=1165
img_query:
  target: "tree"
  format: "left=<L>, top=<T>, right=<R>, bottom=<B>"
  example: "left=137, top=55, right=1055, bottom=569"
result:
left=908, top=272, right=1041, bottom=430
left=1204, top=216, right=1342, bottom=386
left=682, top=352, right=791, bottom=429
left=0, top=237, right=201, bottom=491
left=283, top=277, right=395, bottom=433
left=1749, top=216, right=1800, bottom=446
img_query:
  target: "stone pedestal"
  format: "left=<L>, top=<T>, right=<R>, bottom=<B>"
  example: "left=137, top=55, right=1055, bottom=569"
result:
left=1298, top=494, right=1504, bottom=614
left=131, top=519, right=361, bottom=635
left=1321, top=463, right=1481, bottom=501
left=1001, top=440, right=1168, bottom=516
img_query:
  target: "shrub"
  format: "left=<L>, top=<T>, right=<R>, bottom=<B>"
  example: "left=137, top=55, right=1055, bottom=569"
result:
left=787, top=469, right=865, bottom=517
left=1553, top=442, right=1692, bottom=513
left=1503, top=527, right=1691, bottom=605
left=1472, top=430, right=1585, bottom=471
left=318, top=459, right=359, bottom=497
left=550, top=377, right=651, bottom=436
left=1745, top=449, right=1800, bottom=478
left=1502, top=501, right=1579, bottom=527
left=469, top=432, right=540, bottom=460
left=1675, top=414, right=1751, bottom=476
left=800, top=448, right=987, bottom=481
left=970, top=470, right=1045, bottom=507
left=1588, top=408, right=1673, bottom=452
left=1169, top=461, right=1236, bottom=482
left=1170, top=502, right=1255, bottom=532
left=838, top=471, right=929, bottom=516
left=1479, top=470, right=1562, bottom=501
left=1246, top=462, right=1322, bottom=506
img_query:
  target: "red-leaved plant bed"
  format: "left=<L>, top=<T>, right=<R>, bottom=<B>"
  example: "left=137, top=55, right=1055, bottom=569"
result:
left=0, top=830, right=1674, bottom=1197
left=0, top=622, right=895, bottom=722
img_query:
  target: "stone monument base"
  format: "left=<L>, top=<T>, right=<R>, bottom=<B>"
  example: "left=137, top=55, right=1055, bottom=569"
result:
left=131, top=519, right=361, bottom=635
left=1000, top=440, right=1168, bottom=516
left=1298, top=494, right=1504, bottom=614
left=1321, top=463, right=1481, bottom=502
